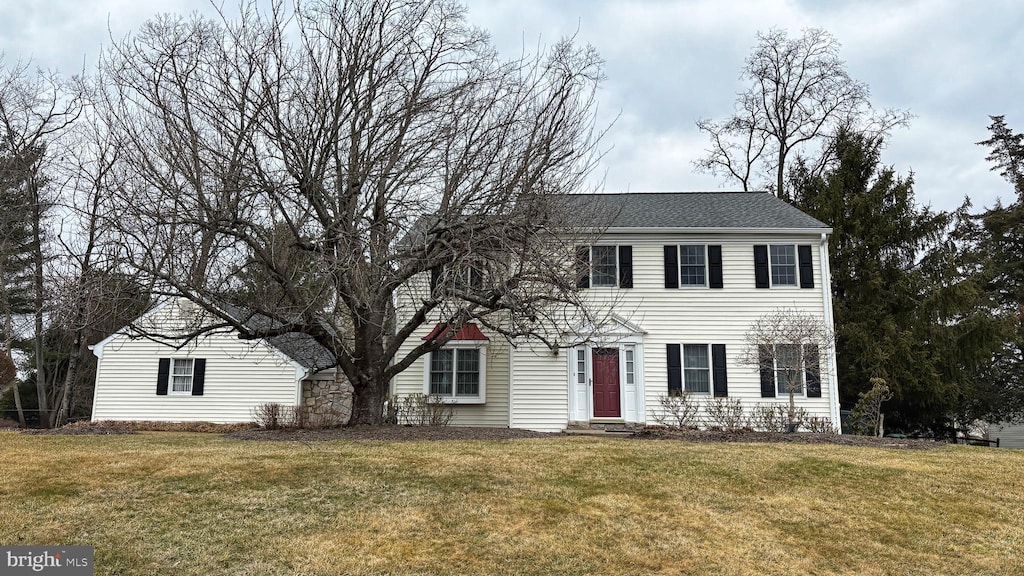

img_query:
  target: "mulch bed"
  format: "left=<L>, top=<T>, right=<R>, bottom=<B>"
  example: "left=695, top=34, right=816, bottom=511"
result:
left=14, top=421, right=944, bottom=449
left=226, top=426, right=555, bottom=442
left=20, top=426, right=138, bottom=436
left=633, top=427, right=941, bottom=449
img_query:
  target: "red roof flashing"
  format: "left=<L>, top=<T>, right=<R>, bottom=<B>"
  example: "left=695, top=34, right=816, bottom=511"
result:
left=422, top=323, right=489, bottom=342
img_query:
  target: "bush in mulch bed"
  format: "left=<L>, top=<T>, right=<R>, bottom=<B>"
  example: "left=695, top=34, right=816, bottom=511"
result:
left=19, top=420, right=258, bottom=436
left=634, top=426, right=941, bottom=449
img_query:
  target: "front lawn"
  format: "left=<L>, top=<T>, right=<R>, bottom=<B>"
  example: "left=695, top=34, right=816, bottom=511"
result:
left=1, top=432, right=1021, bottom=575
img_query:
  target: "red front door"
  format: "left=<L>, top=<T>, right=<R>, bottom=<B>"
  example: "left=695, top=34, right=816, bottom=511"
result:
left=592, top=348, right=621, bottom=418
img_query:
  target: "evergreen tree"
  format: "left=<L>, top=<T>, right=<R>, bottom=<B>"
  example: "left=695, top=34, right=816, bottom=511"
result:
left=969, top=116, right=1024, bottom=422
left=793, top=128, right=1010, bottom=431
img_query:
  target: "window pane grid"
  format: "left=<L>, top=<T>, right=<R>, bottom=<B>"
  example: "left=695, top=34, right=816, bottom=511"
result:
left=592, top=246, right=617, bottom=287
left=679, top=245, right=706, bottom=286
left=775, top=344, right=803, bottom=394
left=576, top=350, right=586, bottom=384
left=770, top=245, right=797, bottom=286
left=455, top=349, right=480, bottom=396
left=171, top=359, right=193, bottom=393
left=625, top=349, right=635, bottom=385
left=430, top=349, right=453, bottom=395
left=682, top=344, right=710, bottom=394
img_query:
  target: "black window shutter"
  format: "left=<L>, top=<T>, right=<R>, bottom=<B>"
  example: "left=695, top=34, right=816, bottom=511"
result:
left=804, top=345, right=821, bottom=397
left=754, top=245, right=769, bottom=289
left=192, top=358, right=206, bottom=396
left=708, top=245, right=723, bottom=289
left=666, top=344, right=682, bottom=394
left=759, top=344, right=776, bottom=397
left=618, top=245, right=633, bottom=288
left=156, top=358, right=170, bottom=396
left=711, top=344, right=728, bottom=397
left=430, top=266, right=441, bottom=293
left=575, top=246, right=590, bottom=289
left=663, top=246, right=679, bottom=288
left=798, top=245, right=815, bottom=289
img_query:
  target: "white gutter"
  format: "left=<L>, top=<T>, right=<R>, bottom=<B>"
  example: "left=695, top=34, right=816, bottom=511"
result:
left=602, top=226, right=833, bottom=235
left=819, top=232, right=841, bottom=431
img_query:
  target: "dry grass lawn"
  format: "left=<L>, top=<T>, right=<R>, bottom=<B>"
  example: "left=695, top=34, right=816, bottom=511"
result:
left=1, top=431, right=1022, bottom=575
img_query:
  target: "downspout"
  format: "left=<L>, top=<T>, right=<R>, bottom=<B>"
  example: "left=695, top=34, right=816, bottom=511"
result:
left=507, top=343, right=515, bottom=429
left=819, top=232, right=841, bottom=431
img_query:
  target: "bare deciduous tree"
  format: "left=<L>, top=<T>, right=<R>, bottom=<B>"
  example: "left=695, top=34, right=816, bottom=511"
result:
left=740, top=307, right=835, bottom=430
left=0, top=58, right=85, bottom=427
left=694, top=28, right=910, bottom=200
left=102, top=0, right=609, bottom=425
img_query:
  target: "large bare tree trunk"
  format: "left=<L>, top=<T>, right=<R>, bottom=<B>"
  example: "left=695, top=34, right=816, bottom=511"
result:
left=30, top=177, right=49, bottom=428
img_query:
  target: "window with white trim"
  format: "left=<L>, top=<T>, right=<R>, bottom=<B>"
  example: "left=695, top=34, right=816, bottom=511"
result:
left=679, top=245, right=707, bottom=286
left=775, top=344, right=804, bottom=395
left=591, top=245, right=617, bottom=287
left=170, top=358, right=194, bottom=395
left=683, top=344, right=710, bottom=394
left=770, top=245, right=798, bottom=286
left=576, top=349, right=586, bottom=385
left=427, top=347, right=486, bottom=402
left=624, top=348, right=635, bottom=385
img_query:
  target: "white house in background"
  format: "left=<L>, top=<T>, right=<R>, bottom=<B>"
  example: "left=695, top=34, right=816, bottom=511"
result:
left=391, top=192, right=840, bottom=432
left=90, top=299, right=347, bottom=424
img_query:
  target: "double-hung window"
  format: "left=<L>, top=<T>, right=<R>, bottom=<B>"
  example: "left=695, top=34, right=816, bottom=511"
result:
left=428, top=347, right=486, bottom=402
left=682, top=344, right=710, bottom=394
left=774, top=344, right=804, bottom=395
left=170, top=358, right=194, bottom=395
left=770, top=245, right=798, bottom=286
left=591, top=246, right=618, bottom=287
left=679, top=245, right=707, bottom=287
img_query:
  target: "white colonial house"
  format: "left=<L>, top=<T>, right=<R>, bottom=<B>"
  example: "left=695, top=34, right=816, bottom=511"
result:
left=92, top=192, right=838, bottom=431
left=90, top=299, right=346, bottom=423
left=391, top=192, right=839, bottom=432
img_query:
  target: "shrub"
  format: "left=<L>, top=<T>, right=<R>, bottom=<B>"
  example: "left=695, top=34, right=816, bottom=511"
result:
left=253, top=403, right=286, bottom=430
left=750, top=404, right=789, bottom=433
left=850, top=378, right=893, bottom=436
left=706, top=398, right=748, bottom=432
left=395, top=394, right=454, bottom=426
left=805, top=416, right=837, bottom=434
left=653, top=393, right=699, bottom=429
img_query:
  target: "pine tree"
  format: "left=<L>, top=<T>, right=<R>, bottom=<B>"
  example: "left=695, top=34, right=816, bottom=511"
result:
left=969, top=116, right=1024, bottom=422
left=793, top=128, right=1010, bottom=431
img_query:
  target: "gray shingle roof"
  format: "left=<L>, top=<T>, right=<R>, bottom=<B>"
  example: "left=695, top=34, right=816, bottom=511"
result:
left=218, top=303, right=336, bottom=372
left=561, top=192, right=829, bottom=230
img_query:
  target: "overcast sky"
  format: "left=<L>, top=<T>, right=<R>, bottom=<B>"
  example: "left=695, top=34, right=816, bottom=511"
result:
left=2, top=0, right=1021, bottom=212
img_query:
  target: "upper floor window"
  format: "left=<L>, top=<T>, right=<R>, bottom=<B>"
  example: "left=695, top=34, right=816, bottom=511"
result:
left=591, top=246, right=618, bottom=287
left=679, top=245, right=707, bottom=286
left=576, top=245, right=633, bottom=289
left=770, top=245, right=798, bottom=286
left=664, top=245, right=723, bottom=289
left=755, top=244, right=814, bottom=289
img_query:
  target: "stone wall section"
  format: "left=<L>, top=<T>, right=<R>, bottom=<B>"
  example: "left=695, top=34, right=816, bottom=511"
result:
left=301, top=375, right=353, bottom=427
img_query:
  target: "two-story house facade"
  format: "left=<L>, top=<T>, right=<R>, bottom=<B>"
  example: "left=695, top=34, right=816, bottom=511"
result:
left=391, top=192, right=839, bottom=432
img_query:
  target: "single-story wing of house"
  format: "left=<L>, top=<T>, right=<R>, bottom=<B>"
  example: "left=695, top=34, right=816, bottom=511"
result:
left=90, top=298, right=349, bottom=424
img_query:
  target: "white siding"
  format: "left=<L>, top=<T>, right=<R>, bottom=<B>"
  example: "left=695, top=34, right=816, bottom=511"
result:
left=992, top=423, right=1024, bottom=449
left=91, top=300, right=302, bottom=423
left=508, top=342, right=569, bottom=432
left=580, top=233, right=835, bottom=426
left=391, top=230, right=839, bottom=432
